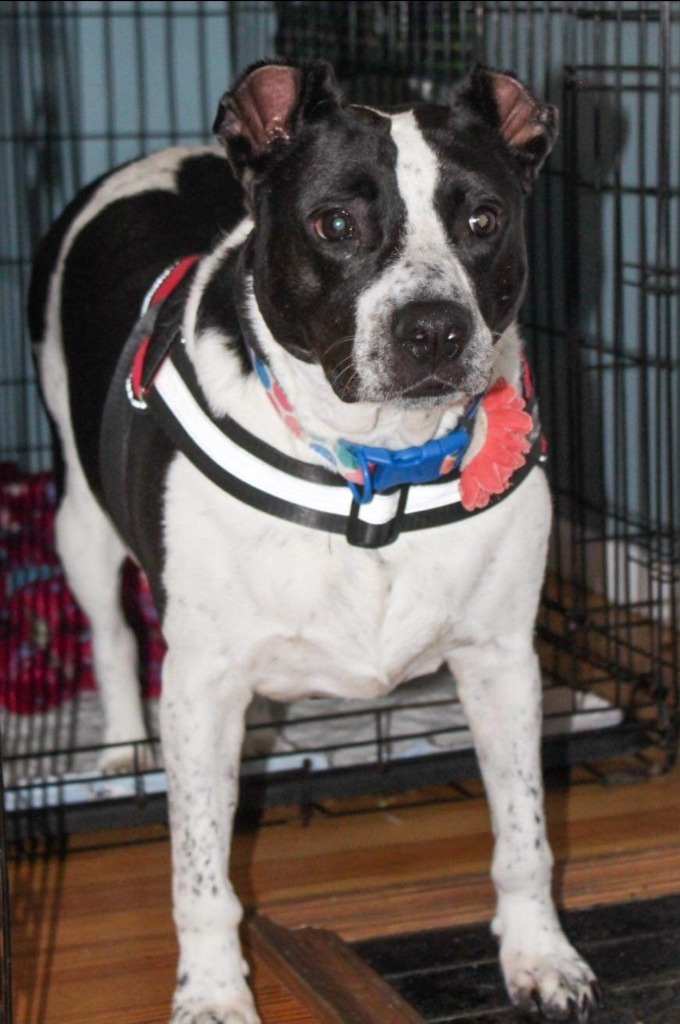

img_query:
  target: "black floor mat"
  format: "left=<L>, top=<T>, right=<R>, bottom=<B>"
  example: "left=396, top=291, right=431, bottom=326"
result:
left=353, top=894, right=680, bottom=1023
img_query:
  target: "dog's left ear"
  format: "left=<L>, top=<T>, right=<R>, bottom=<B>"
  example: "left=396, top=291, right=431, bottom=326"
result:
left=214, top=59, right=343, bottom=195
left=457, top=67, right=559, bottom=192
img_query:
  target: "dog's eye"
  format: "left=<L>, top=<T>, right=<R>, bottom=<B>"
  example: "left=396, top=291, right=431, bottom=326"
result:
left=313, top=209, right=355, bottom=242
left=468, top=207, right=499, bottom=238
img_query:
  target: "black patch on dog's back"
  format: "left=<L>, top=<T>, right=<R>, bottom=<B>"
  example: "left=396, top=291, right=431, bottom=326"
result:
left=28, top=165, right=137, bottom=500
left=58, top=151, right=246, bottom=502
left=175, top=152, right=243, bottom=212
left=28, top=168, right=121, bottom=345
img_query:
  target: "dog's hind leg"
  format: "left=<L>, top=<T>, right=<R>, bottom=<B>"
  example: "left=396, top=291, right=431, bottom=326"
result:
left=35, top=273, right=149, bottom=773
left=55, top=464, right=149, bottom=773
left=449, top=639, right=598, bottom=1022
left=160, top=642, right=260, bottom=1024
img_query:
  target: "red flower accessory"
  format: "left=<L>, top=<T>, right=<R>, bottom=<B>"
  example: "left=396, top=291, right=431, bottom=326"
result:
left=459, top=379, right=533, bottom=511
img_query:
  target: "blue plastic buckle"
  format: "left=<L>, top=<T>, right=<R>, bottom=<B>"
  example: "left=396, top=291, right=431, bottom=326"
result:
left=344, top=423, right=473, bottom=506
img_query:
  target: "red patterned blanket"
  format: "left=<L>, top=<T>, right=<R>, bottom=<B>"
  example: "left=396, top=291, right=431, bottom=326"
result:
left=0, top=464, right=164, bottom=713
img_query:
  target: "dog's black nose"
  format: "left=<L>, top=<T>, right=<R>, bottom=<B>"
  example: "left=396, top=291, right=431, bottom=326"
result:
left=392, top=301, right=473, bottom=366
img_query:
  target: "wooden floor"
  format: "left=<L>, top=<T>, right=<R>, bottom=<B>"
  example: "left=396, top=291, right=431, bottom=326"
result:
left=9, top=762, right=680, bottom=1024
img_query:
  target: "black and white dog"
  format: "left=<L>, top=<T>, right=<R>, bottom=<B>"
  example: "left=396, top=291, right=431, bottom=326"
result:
left=30, top=59, right=598, bottom=1023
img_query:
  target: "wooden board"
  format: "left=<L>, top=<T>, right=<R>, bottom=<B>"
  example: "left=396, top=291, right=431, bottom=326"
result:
left=248, top=915, right=425, bottom=1023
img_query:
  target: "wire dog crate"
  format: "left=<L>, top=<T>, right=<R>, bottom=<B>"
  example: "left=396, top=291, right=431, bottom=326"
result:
left=1, top=1, right=678, bottom=862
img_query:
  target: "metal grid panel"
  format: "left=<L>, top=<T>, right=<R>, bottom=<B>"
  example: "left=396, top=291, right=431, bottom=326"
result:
left=0, top=748, right=11, bottom=1024
left=0, top=2, right=677, bottom=852
left=0, top=0, right=272, bottom=470
left=502, top=2, right=680, bottom=753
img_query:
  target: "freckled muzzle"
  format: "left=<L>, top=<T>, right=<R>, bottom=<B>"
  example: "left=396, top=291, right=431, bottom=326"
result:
left=353, top=277, right=491, bottom=398
left=352, top=288, right=495, bottom=404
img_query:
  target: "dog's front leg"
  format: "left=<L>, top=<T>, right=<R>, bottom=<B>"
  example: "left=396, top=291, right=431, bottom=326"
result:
left=449, top=641, right=598, bottom=1022
left=160, top=648, right=260, bottom=1024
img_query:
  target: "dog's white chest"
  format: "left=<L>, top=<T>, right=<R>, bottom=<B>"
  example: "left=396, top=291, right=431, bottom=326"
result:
left=161, top=456, right=492, bottom=702
left=247, top=537, right=455, bottom=700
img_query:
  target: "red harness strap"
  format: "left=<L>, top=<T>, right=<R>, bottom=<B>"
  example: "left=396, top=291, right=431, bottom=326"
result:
left=129, top=255, right=200, bottom=402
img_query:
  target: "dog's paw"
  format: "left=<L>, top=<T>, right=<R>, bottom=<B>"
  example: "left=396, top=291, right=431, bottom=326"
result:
left=503, top=945, right=599, bottom=1022
left=171, top=989, right=261, bottom=1024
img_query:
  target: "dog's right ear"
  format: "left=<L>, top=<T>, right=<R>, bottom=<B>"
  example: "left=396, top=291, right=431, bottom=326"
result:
left=455, top=66, right=559, bottom=192
left=214, top=59, right=343, bottom=195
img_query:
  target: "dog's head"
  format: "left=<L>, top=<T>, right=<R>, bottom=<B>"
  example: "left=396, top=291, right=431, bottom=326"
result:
left=214, top=59, right=557, bottom=409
